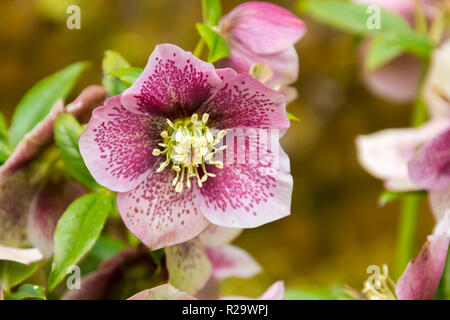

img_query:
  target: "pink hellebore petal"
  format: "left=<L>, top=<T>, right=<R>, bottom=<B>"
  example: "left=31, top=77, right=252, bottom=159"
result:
left=221, top=281, right=285, bottom=300
left=356, top=119, right=450, bottom=191
left=205, top=245, right=262, bottom=280
left=0, top=99, right=64, bottom=182
left=0, top=245, right=43, bottom=265
left=396, top=210, right=450, bottom=300
left=128, top=284, right=196, bottom=300
left=80, top=44, right=292, bottom=249
left=424, top=40, right=450, bottom=118
left=408, top=125, right=450, bottom=190
left=396, top=235, right=450, bottom=300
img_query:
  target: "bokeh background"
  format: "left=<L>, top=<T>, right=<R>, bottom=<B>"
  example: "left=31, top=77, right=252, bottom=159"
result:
left=0, top=0, right=436, bottom=298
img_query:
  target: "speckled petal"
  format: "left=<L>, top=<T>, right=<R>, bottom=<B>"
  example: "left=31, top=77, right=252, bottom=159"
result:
left=196, top=139, right=292, bottom=228
left=396, top=235, right=449, bottom=300
left=205, top=245, right=262, bottom=280
left=0, top=245, right=43, bottom=265
left=117, top=169, right=209, bottom=250
left=79, top=95, right=161, bottom=193
left=121, top=43, right=221, bottom=116
left=128, top=284, right=196, bottom=300
left=201, top=68, right=289, bottom=130
left=355, top=119, right=450, bottom=191
left=408, top=125, right=450, bottom=190
left=165, top=239, right=212, bottom=295
left=219, top=2, right=306, bottom=55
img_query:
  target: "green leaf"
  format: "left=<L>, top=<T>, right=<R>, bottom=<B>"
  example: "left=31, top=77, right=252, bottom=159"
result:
left=0, top=261, right=39, bottom=292
left=287, top=111, right=300, bottom=122
left=298, top=0, right=409, bottom=35
left=102, top=51, right=131, bottom=96
left=10, top=284, right=46, bottom=300
left=298, top=0, right=433, bottom=58
left=365, top=36, right=405, bottom=70
left=378, top=190, right=426, bottom=207
left=48, top=193, right=113, bottom=291
left=0, top=113, right=12, bottom=163
left=54, top=113, right=99, bottom=190
left=108, top=67, right=143, bottom=87
left=436, top=244, right=450, bottom=299
left=202, top=0, right=222, bottom=26
left=90, top=235, right=125, bottom=261
left=196, top=23, right=230, bottom=63
left=9, top=61, right=89, bottom=147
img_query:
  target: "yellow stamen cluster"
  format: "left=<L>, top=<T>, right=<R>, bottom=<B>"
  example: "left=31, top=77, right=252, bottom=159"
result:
left=362, top=265, right=397, bottom=300
left=152, top=113, right=227, bottom=193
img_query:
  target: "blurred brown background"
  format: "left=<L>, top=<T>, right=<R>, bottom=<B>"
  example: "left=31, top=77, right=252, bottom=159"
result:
left=0, top=0, right=435, bottom=297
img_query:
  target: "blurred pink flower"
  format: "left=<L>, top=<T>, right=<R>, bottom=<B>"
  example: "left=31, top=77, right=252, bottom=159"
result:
left=79, top=44, right=293, bottom=250
left=355, top=118, right=450, bottom=191
left=216, top=1, right=306, bottom=101
left=0, top=245, right=43, bottom=265
left=396, top=210, right=450, bottom=300
left=354, top=0, right=439, bottom=103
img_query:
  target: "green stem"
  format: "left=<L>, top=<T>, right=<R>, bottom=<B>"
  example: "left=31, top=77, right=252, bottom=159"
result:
left=394, top=58, right=430, bottom=278
left=193, top=38, right=205, bottom=58
left=395, top=194, right=420, bottom=278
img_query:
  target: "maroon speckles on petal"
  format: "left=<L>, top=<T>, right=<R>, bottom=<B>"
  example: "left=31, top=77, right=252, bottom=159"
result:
left=121, top=44, right=222, bottom=117
left=196, top=141, right=293, bottom=228
left=79, top=96, right=162, bottom=193
left=200, top=70, right=289, bottom=130
left=117, top=169, right=209, bottom=250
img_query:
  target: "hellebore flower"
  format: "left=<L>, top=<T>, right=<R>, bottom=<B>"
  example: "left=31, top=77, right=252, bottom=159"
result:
left=165, top=225, right=261, bottom=296
left=0, top=86, right=106, bottom=255
left=354, top=0, right=439, bottom=103
left=355, top=118, right=450, bottom=191
left=79, top=44, right=293, bottom=250
left=216, top=1, right=306, bottom=96
left=128, top=281, right=285, bottom=300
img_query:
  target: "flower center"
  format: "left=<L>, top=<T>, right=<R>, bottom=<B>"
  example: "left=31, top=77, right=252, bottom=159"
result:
left=152, top=113, right=227, bottom=193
